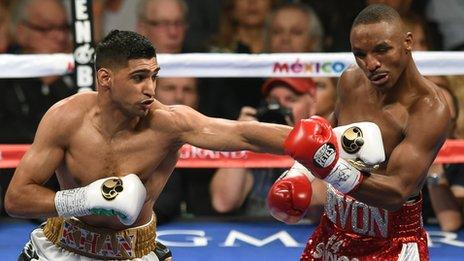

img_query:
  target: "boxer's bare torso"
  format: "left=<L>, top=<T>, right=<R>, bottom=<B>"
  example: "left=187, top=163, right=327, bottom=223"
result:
left=324, top=17, right=451, bottom=210
left=54, top=92, right=183, bottom=229
left=333, top=64, right=449, bottom=209
left=337, top=66, right=444, bottom=167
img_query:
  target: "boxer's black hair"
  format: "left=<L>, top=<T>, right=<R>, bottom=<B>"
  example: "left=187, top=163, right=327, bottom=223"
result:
left=95, top=30, right=156, bottom=70
left=352, top=4, right=401, bottom=28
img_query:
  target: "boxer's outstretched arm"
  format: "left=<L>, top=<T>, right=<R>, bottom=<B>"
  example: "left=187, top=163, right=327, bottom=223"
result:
left=172, top=105, right=292, bottom=154
left=5, top=102, right=68, bottom=218
left=350, top=97, right=450, bottom=211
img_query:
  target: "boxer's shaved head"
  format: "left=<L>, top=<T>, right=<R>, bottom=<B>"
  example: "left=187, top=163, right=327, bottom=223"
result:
left=352, top=4, right=402, bottom=29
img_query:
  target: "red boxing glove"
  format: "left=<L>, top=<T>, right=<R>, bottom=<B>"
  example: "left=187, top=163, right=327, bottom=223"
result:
left=284, top=116, right=338, bottom=178
left=267, top=162, right=313, bottom=224
left=285, top=116, right=364, bottom=194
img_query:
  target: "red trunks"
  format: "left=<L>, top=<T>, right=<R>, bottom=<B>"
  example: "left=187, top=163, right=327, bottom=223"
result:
left=301, top=185, right=428, bottom=260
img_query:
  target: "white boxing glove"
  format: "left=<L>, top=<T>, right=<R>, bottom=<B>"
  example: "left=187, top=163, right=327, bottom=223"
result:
left=333, top=122, right=385, bottom=170
left=54, top=174, right=146, bottom=226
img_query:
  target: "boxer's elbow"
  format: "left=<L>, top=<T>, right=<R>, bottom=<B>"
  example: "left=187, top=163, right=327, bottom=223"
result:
left=4, top=189, right=22, bottom=217
left=382, top=185, right=408, bottom=212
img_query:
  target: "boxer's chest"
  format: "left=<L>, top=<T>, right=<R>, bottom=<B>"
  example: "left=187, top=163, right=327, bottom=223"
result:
left=60, top=124, right=177, bottom=185
left=337, top=98, right=408, bottom=159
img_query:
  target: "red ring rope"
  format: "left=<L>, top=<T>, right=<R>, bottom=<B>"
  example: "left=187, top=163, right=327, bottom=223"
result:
left=1, top=140, right=463, bottom=169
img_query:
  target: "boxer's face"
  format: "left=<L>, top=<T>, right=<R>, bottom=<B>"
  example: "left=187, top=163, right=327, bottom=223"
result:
left=108, top=57, right=159, bottom=117
left=350, top=20, right=412, bottom=90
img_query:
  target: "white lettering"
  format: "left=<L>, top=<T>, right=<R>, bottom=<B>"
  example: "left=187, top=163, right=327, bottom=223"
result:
left=428, top=231, right=464, bottom=248
left=351, top=201, right=369, bottom=234
left=76, top=66, right=93, bottom=87
left=75, top=21, right=92, bottom=43
left=337, top=196, right=352, bottom=229
left=369, top=207, right=388, bottom=238
left=74, top=0, right=89, bottom=20
left=325, top=186, right=388, bottom=237
left=156, top=230, right=208, bottom=247
left=222, top=230, right=302, bottom=247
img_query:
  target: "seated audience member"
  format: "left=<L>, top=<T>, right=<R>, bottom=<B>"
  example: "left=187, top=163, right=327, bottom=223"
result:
left=300, top=0, right=365, bottom=51
left=201, top=0, right=277, bottom=120
left=92, top=0, right=140, bottom=42
left=0, top=0, right=76, bottom=143
left=402, top=11, right=443, bottom=51
left=154, top=77, right=217, bottom=223
left=136, top=0, right=188, bottom=54
left=314, top=77, right=337, bottom=120
left=427, top=77, right=464, bottom=231
left=448, top=76, right=464, bottom=138
left=0, top=2, right=10, bottom=53
left=210, top=78, right=326, bottom=221
left=0, top=0, right=77, bottom=217
left=269, top=2, right=324, bottom=53
left=426, top=0, right=464, bottom=50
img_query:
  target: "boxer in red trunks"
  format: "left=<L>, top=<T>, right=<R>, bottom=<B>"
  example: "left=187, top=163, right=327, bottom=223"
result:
left=267, top=4, right=450, bottom=260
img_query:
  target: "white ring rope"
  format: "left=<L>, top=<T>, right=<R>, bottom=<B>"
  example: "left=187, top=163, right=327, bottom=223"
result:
left=0, top=51, right=463, bottom=78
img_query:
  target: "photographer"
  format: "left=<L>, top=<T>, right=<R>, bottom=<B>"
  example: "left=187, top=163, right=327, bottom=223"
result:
left=210, top=78, right=326, bottom=221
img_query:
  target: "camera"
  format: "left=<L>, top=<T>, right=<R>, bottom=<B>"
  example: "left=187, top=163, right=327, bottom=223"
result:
left=255, top=100, right=293, bottom=125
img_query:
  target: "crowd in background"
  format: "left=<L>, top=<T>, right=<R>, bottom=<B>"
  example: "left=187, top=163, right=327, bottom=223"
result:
left=0, top=0, right=464, bottom=232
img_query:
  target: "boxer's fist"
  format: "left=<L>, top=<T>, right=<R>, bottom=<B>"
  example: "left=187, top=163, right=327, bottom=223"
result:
left=55, top=174, right=147, bottom=226
left=285, top=117, right=366, bottom=194
left=284, top=116, right=338, bottom=179
left=267, top=162, right=313, bottom=224
left=86, top=174, right=146, bottom=225
left=333, top=122, right=385, bottom=171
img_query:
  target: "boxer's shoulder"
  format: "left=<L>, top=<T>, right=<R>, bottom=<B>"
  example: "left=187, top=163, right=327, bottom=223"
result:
left=44, top=92, right=95, bottom=134
left=340, top=65, right=365, bottom=87
left=149, top=103, right=197, bottom=132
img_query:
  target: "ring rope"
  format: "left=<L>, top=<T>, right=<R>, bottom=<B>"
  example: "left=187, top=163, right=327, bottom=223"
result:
left=1, top=52, right=464, bottom=78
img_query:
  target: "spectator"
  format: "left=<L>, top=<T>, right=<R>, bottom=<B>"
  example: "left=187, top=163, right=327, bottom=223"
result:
left=0, top=2, right=10, bottom=53
left=212, top=0, right=276, bottom=53
left=10, top=0, right=71, bottom=54
left=154, top=77, right=217, bottom=223
left=300, top=0, right=365, bottom=51
left=427, top=77, right=464, bottom=231
left=0, top=0, right=77, bottom=217
left=366, top=0, right=413, bottom=15
left=268, top=3, right=324, bottom=53
left=314, top=77, right=337, bottom=120
left=448, top=76, right=464, bottom=138
left=210, top=78, right=326, bottom=221
left=93, top=0, right=140, bottom=42
left=426, top=0, right=464, bottom=50
left=201, top=0, right=279, bottom=120
left=266, top=3, right=336, bottom=123
left=402, top=12, right=430, bottom=51
left=0, top=0, right=76, bottom=143
left=155, top=77, right=198, bottom=107
left=183, top=0, right=222, bottom=52
left=136, top=0, right=188, bottom=53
